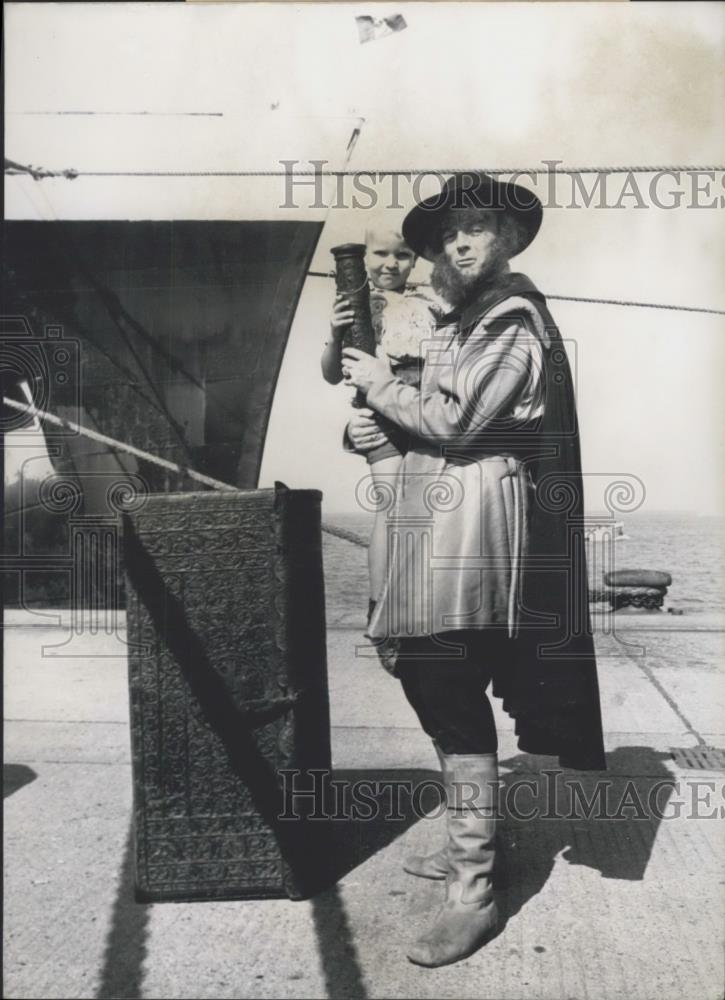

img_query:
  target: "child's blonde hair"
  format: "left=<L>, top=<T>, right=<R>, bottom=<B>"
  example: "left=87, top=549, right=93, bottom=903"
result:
left=363, top=212, right=413, bottom=253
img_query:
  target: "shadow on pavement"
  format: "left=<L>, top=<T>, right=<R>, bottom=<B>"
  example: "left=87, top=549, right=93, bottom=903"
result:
left=89, top=749, right=676, bottom=996
left=311, top=747, right=677, bottom=969
left=96, top=821, right=150, bottom=1000
left=3, top=764, right=37, bottom=798
left=495, top=744, right=677, bottom=930
left=323, top=767, right=438, bottom=883
left=309, top=766, right=438, bottom=1000
left=311, top=883, right=369, bottom=1000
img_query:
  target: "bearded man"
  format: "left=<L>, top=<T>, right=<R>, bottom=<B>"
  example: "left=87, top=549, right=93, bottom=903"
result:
left=342, top=172, right=606, bottom=968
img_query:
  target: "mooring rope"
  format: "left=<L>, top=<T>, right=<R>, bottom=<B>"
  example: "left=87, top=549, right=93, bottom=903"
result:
left=2, top=396, right=238, bottom=494
left=318, top=521, right=369, bottom=547
left=3, top=394, right=371, bottom=546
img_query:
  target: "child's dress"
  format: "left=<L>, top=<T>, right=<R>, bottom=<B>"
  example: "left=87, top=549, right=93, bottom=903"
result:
left=364, top=286, right=445, bottom=464
left=362, top=286, right=447, bottom=671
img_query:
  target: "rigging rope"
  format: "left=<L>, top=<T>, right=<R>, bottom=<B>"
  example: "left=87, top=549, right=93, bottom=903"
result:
left=533, top=293, right=725, bottom=317
left=307, top=272, right=725, bottom=317
left=7, top=157, right=724, bottom=316
left=5, top=157, right=725, bottom=179
left=4, top=151, right=722, bottom=535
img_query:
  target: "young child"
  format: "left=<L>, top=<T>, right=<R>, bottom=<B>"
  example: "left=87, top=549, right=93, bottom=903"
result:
left=321, top=222, right=441, bottom=626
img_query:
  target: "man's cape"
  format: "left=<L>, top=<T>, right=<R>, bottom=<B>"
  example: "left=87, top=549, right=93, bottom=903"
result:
left=460, top=273, right=607, bottom=771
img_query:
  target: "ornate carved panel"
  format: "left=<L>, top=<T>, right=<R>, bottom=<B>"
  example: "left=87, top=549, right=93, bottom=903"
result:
left=124, top=485, right=331, bottom=900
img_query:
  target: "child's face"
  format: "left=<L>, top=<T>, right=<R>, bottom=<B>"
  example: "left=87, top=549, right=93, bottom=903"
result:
left=365, top=233, right=416, bottom=292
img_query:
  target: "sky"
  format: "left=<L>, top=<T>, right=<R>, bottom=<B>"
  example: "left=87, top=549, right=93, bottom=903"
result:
left=5, top=2, right=725, bottom=514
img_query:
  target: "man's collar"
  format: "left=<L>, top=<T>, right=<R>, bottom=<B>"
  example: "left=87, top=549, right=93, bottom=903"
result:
left=459, top=272, right=544, bottom=331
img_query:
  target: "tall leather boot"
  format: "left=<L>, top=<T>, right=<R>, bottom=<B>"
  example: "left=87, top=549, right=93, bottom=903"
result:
left=407, top=752, right=499, bottom=967
left=403, top=741, right=448, bottom=879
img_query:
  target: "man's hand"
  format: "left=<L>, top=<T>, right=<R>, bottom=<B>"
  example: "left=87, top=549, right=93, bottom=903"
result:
left=347, top=407, right=389, bottom=453
left=341, top=347, right=391, bottom=394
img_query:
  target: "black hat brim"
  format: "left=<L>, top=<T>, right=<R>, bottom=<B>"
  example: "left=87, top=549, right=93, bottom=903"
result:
left=402, top=173, right=543, bottom=261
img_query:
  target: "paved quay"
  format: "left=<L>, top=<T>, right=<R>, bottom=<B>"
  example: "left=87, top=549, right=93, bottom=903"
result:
left=4, top=609, right=725, bottom=1000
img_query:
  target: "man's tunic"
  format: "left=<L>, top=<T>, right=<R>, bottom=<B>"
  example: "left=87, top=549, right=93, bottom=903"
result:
left=365, top=271, right=606, bottom=770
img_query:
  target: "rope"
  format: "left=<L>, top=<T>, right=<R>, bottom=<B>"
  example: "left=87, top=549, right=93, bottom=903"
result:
left=308, top=271, right=725, bottom=316
left=3, top=395, right=371, bottom=546
left=6, top=158, right=725, bottom=179
left=545, top=293, right=725, bottom=317
left=9, top=155, right=723, bottom=317
left=91, top=288, right=195, bottom=462
left=75, top=258, right=208, bottom=393
left=2, top=396, right=237, bottom=494
left=5, top=159, right=79, bottom=181
left=320, top=521, right=368, bottom=547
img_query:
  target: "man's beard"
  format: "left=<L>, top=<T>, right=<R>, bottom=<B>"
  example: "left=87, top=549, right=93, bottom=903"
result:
left=430, top=254, right=504, bottom=310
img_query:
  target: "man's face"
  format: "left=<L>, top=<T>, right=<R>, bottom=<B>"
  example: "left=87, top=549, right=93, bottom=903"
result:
left=439, top=209, right=504, bottom=284
left=365, top=233, right=416, bottom=291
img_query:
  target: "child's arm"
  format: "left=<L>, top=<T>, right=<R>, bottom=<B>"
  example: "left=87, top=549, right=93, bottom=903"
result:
left=321, top=295, right=355, bottom=384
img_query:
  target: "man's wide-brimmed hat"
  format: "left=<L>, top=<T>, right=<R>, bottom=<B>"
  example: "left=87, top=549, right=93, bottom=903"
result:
left=402, top=172, right=543, bottom=261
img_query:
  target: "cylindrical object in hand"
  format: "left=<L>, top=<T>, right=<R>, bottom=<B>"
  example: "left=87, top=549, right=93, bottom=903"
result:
left=331, top=243, right=376, bottom=408
left=331, top=243, right=376, bottom=356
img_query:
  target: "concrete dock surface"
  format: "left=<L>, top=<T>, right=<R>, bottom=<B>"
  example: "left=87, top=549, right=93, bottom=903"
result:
left=4, top=610, right=725, bottom=999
